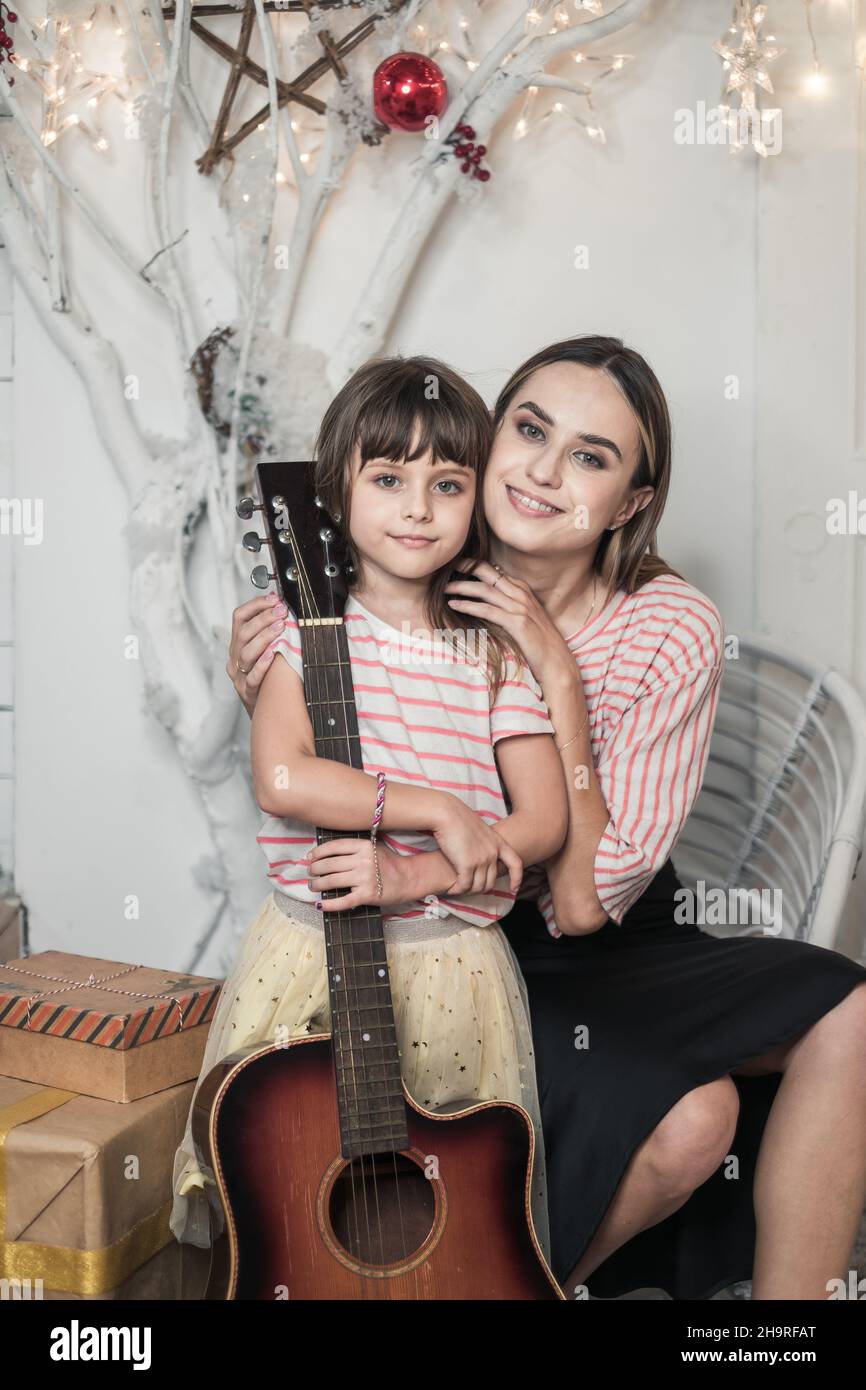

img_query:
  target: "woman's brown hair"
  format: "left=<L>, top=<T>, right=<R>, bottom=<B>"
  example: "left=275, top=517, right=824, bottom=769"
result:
left=313, top=354, right=523, bottom=698
left=491, top=335, right=684, bottom=608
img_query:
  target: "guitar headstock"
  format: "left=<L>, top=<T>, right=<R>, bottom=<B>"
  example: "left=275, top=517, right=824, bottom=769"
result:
left=237, top=461, right=350, bottom=622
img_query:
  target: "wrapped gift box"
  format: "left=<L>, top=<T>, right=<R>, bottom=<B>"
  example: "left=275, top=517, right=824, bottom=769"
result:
left=0, top=1073, right=213, bottom=1298
left=0, top=897, right=23, bottom=965
left=0, top=951, right=221, bottom=1102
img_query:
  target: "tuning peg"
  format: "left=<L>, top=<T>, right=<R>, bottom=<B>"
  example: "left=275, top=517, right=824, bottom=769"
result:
left=242, top=531, right=265, bottom=553
left=250, top=565, right=275, bottom=589
left=236, top=496, right=263, bottom=520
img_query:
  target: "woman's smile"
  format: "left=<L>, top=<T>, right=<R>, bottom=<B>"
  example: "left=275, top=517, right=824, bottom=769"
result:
left=504, top=483, right=565, bottom=518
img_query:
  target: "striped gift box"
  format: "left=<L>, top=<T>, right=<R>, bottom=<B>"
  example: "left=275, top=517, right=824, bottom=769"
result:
left=0, top=952, right=222, bottom=1102
left=0, top=951, right=220, bottom=1047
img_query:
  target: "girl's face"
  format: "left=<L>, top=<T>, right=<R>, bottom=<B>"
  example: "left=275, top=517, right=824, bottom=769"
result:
left=347, top=436, right=477, bottom=584
left=483, top=361, right=654, bottom=560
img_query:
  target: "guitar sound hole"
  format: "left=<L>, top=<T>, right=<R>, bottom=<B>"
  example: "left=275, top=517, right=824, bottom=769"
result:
left=329, top=1152, right=436, bottom=1266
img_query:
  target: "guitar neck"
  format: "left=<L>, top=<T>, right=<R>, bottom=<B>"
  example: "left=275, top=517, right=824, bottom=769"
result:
left=296, top=602, right=409, bottom=1158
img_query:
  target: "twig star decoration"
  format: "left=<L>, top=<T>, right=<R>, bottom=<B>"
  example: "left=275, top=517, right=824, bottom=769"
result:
left=161, top=0, right=407, bottom=175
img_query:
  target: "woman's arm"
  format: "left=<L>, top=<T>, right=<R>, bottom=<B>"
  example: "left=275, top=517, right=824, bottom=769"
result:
left=444, top=561, right=612, bottom=933
left=538, top=664, right=611, bottom=933
left=228, top=594, right=288, bottom=716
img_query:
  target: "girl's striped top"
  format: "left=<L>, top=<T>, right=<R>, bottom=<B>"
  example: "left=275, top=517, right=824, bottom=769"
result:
left=259, top=593, right=555, bottom=928
left=518, top=573, right=725, bottom=936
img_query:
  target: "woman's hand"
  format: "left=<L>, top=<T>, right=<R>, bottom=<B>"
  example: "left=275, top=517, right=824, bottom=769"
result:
left=307, top=839, right=417, bottom=911
left=430, top=797, right=523, bottom=897
left=444, top=558, right=577, bottom=689
left=227, top=594, right=288, bottom=716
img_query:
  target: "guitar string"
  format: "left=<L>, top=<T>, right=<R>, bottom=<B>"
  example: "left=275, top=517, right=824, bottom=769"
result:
left=285, top=510, right=379, bottom=1278
left=319, top=524, right=409, bottom=1269
left=288, top=529, right=371, bottom=1283
left=292, top=503, right=408, bottom=1269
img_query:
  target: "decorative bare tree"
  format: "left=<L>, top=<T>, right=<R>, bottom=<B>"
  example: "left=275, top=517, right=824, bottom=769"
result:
left=0, top=0, right=651, bottom=971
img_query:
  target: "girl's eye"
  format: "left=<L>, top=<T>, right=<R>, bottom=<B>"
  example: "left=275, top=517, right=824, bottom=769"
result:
left=373, top=474, right=400, bottom=488
left=434, top=479, right=462, bottom=495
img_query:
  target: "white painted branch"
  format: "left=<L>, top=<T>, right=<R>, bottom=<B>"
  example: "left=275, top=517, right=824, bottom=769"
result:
left=331, top=0, right=653, bottom=383
left=154, top=0, right=199, bottom=359
left=271, top=116, right=352, bottom=338
left=0, top=71, right=171, bottom=300
left=220, top=0, right=282, bottom=540
left=528, top=74, right=592, bottom=97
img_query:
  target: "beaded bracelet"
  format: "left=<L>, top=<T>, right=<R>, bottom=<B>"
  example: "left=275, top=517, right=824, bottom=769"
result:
left=371, top=772, right=386, bottom=899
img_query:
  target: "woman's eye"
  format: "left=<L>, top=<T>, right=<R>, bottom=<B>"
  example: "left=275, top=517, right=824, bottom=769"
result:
left=573, top=451, right=604, bottom=469
left=517, top=420, right=544, bottom=442
left=434, top=480, right=462, bottom=495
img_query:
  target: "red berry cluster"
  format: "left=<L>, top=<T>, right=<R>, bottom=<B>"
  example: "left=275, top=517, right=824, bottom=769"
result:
left=446, top=122, right=491, bottom=181
left=0, top=4, right=18, bottom=84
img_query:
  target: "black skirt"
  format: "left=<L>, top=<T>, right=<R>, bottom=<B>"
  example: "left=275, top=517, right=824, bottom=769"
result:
left=500, top=857, right=866, bottom=1300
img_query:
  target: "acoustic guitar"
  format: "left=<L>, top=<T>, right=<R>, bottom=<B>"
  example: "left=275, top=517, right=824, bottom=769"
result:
left=192, top=460, right=563, bottom=1300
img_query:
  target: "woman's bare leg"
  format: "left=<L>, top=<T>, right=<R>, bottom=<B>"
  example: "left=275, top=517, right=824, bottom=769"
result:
left=746, top=982, right=866, bottom=1299
left=565, top=1076, right=741, bottom=1295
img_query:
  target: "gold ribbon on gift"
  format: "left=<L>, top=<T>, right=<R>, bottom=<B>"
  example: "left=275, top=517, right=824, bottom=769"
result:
left=0, top=1087, right=173, bottom=1295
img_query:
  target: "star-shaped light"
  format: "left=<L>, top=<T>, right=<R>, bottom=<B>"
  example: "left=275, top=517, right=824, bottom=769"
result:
left=713, top=3, right=780, bottom=114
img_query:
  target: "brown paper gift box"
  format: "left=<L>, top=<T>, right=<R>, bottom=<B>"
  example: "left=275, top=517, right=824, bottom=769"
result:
left=0, top=898, right=23, bottom=965
left=0, top=951, right=222, bottom=1102
left=0, top=1073, right=211, bottom=1298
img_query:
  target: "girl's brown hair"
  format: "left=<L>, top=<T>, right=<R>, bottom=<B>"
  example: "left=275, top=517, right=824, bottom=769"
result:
left=313, top=355, right=523, bottom=698
left=491, top=335, right=684, bottom=608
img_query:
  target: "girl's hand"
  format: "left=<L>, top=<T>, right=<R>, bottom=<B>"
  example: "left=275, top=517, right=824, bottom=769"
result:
left=227, top=594, right=288, bottom=715
left=307, top=839, right=415, bottom=911
left=430, top=798, right=523, bottom=897
left=444, top=558, right=576, bottom=688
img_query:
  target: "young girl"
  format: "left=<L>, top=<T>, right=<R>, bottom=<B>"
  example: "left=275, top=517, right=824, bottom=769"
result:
left=169, top=355, right=568, bottom=1271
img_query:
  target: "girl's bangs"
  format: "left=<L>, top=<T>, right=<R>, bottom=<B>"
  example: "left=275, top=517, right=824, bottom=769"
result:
left=355, top=377, right=483, bottom=471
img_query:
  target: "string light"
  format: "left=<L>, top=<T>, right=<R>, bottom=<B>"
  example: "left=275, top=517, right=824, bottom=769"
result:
left=714, top=1, right=782, bottom=154
left=802, top=0, right=827, bottom=97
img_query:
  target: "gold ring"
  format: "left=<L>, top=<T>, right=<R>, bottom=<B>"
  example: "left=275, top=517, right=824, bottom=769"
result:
left=237, top=659, right=249, bottom=676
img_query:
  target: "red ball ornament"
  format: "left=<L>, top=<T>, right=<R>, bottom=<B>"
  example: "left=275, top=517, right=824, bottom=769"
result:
left=372, top=52, right=448, bottom=133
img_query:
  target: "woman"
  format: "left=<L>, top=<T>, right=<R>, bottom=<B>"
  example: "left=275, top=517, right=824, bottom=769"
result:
left=227, top=336, right=866, bottom=1300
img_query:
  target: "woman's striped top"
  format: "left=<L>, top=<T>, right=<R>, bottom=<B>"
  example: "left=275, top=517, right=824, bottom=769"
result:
left=519, top=573, right=725, bottom=935
left=259, top=593, right=555, bottom=928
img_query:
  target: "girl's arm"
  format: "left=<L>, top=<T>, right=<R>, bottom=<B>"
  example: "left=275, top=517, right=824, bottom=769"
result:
left=252, top=654, right=522, bottom=892
left=311, top=732, right=569, bottom=908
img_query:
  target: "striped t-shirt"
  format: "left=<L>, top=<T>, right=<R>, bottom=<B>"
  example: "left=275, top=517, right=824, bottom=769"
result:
left=258, top=593, right=555, bottom=928
left=519, top=573, right=725, bottom=935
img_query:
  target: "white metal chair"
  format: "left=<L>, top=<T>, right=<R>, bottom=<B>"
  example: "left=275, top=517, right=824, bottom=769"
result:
left=672, top=636, right=866, bottom=954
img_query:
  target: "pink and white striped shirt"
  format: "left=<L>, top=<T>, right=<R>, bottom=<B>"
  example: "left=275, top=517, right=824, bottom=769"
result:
left=519, top=573, right=725, bottom=935
left=258, top=593, right=555, bottom=928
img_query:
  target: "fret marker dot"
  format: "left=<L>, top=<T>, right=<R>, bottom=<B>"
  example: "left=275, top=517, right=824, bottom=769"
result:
left=328, top=717, right=335, bottom=726
left=334, top=973, right=341, bottom=982
left=378, top=968, right=385, bottom=977
left=362, top=1032, right=371, bottom=1042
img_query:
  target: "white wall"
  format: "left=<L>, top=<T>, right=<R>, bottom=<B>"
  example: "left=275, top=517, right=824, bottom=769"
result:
left=0, top=235, right=13, bottom=894
left=8, top=0, right=865, bottom=970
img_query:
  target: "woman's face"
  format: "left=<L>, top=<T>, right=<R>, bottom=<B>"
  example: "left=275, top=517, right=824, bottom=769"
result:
left=482, top=360, right=654, bottom=561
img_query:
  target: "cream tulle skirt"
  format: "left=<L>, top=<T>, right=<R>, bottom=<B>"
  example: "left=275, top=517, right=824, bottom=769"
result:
left=169, top=890, right=551, bottom=1266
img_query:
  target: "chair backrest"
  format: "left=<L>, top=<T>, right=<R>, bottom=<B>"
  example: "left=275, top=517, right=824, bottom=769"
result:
left=672, top=635, right=866, bottom=950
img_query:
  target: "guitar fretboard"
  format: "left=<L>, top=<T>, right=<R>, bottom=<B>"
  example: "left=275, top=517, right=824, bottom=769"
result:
left=298, top=620, right=409, bottom=1159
